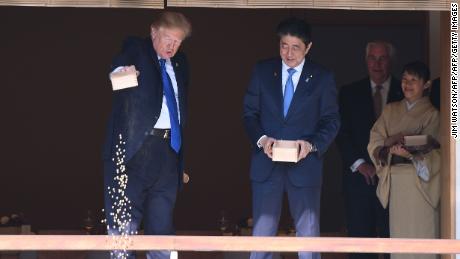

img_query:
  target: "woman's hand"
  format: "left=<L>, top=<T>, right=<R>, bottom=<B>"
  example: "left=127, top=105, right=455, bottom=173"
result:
left=384, top=133, right=404, bottom=147
left=389, top=144, right=411, bottom=158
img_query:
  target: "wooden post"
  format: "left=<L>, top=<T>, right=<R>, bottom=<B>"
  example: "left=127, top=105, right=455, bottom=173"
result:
left=440, top=10, right=456, bottom=259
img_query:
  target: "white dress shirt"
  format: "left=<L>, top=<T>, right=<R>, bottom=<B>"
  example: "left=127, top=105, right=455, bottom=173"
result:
left=257, top=59, right=306, bottom=148
left=370, top=77, right=391, bottom=113
left=111, top=58, right=181, bottom=129
left=281, top=59, right=305, bottom=94
left=154, top=57, right=181, bottom=129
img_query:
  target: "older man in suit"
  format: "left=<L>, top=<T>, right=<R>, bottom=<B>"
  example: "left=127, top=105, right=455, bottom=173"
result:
left=336, top=41, right=403, bottom=259
left=102, top=11, right=191, bottom=259
left=243, top=17, right=340, bottom=259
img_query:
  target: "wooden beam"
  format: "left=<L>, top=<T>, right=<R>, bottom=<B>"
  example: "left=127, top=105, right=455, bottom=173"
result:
left=439, top=9, right=456, bottom=249
left=438, top=7, right=457, bottom=259
left=1, top=236, right=460, bottom=254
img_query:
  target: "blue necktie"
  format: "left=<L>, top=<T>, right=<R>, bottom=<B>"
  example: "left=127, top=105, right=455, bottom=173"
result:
left=159, top=59, right=181, bottom=153
left=283, top=68, right=296, bottom=117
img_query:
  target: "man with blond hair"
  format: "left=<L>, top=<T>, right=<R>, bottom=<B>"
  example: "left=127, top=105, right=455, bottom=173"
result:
left=103, top=11, right=191, bottom=259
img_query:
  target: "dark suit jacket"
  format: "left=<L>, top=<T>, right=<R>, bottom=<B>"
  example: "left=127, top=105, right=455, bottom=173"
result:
left=429, top=77, right=440, bottom=110
left=103, top=37, right=189, bottom=170
left=336, top=77, right=402, bottom=193
left=243, top=57, right=340, bottom=188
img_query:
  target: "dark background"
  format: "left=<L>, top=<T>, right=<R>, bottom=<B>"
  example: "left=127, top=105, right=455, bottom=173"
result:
left=0, top=6, right=426, bottom=233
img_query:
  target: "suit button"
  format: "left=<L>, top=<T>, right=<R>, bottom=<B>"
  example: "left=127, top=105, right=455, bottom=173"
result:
left=144, top=131, right=149, bottom=136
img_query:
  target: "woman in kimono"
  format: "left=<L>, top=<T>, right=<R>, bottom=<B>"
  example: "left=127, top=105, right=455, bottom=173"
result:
left=368, top=61, right=440, bottom=259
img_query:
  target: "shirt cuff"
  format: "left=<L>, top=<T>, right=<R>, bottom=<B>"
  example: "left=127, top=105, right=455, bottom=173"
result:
left=350, top=158, right=366, bottom=173
left=309, top=142, right=317, bottom=152
left=256, top=135, right=267, bottom=148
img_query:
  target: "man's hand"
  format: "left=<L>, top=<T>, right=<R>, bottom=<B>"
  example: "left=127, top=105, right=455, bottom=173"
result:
left=296, top=140, right=312, bottom=160
left=356, top=163, right=376, bottom=185
left=112, top=65, right=140, bottom=76
left=260, top=136, right=276, bottom=158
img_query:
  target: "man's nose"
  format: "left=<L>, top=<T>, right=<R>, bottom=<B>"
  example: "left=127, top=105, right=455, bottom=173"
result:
left=374, top=61, right=383, bottom=67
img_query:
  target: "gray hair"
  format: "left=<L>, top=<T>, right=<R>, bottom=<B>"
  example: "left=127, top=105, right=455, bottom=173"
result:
left=365, top=41, right=395, bottom=60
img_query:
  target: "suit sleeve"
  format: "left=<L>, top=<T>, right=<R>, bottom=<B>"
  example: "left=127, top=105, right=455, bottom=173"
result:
left=336, top=86, right=362, bottom=169
left=243, top=65, right=265, bottom=147
left=309, top=72, right=340, bottom=156
left=109, top=37, right=143, bottom=106
left=111, top=37, right=141, bottom=71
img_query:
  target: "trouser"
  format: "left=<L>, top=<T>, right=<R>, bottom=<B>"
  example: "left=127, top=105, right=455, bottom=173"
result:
left=104, top=135, right=179, bottom=259
left=250, top=164, right=321, bottom=259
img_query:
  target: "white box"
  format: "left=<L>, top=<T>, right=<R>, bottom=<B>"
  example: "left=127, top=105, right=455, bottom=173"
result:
left=272, top=140, right=299, bottom=163
left=110, top=66, right=139, bottom=90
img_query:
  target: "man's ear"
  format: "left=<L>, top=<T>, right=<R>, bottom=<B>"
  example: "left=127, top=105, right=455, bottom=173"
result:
left=424, top=80, right=432, bottom=89
left=305, top=42, right=313, bottom=56
left=150, top=27, right=157, bottom=39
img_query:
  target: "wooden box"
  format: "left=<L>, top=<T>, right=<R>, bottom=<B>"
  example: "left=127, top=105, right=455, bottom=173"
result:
left=272, top=140, right=299, bottom=163
left=403, top=135, right=440, bottom=154
left=404, top=135, right=428, bottom=146
left=110, top=66, right=138, bottom=90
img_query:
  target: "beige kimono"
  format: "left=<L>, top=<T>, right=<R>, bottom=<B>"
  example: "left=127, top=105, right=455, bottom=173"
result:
left=368, top=97, right=440, bottom=259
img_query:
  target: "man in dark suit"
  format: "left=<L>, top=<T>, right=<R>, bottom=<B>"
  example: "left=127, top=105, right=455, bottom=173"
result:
left=336, top=41, right=403, bottom=259
left=243, top=17, right=340, bottom=259
left=102, top=12, right=191, bottom=259
left=430, top=77, right=440, bottom=110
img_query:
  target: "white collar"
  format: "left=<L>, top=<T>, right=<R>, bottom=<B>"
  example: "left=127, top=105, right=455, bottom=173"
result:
left=282, top=59, right=305, bottom=74
left=370, top=76, right=391, bottom=90
left=405, top=98, right=422, bottom=110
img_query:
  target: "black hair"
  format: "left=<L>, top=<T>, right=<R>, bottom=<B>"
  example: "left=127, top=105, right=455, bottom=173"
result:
left=276, top=17, right=312, bottom=45
left=402, top=61, right=431, bottom=96
left=402, top=61, right=430, bottom=83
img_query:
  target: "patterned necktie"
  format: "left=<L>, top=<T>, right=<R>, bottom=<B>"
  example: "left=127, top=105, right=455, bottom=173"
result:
left=374, top=85, right=383, bottom=118
left=283, top=68, right=296, bottom=117
left=159, top=59, right=181, bottom=153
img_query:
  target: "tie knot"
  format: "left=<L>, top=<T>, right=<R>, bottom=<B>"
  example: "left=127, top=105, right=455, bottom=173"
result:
left=288, top=68, right=296, bottom=76
left=159, top=58, right=166, bottom=68
left=376, top=85, right=383, bottom=91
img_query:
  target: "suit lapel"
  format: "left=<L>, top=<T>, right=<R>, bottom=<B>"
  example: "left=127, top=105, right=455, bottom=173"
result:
left=171, top=57, right=183, bottom=90
left=362, top=79, right=377, bottom=122
left=145, top=38, right=165, bottom=109
left=146, top=38, right=161, bottom=73
left=171, top=56, right=186, bottom=125
left=147, top=37, right=186, bottom=124
left=268, top=59, right=284, bottom=120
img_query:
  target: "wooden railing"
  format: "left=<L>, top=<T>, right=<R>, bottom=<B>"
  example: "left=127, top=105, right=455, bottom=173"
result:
left=0, top=235, right=460, bottom=254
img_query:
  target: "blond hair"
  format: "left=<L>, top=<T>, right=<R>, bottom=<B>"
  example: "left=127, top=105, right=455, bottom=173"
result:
left=151, top=11, right=192, bottom=38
